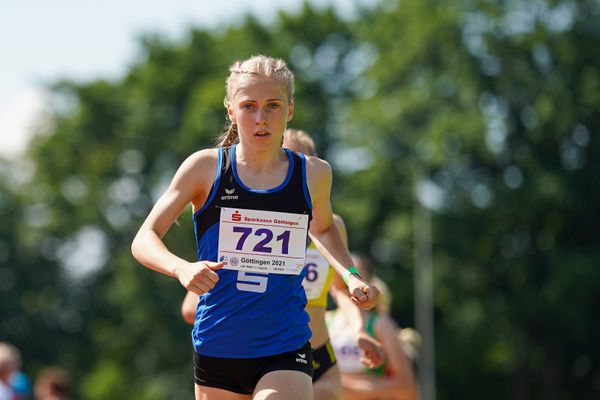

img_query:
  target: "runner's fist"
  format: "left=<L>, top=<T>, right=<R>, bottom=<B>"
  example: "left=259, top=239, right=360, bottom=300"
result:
left=347, top=276, right=380, bottom=310
left=175, top=261, right=224, bottom=295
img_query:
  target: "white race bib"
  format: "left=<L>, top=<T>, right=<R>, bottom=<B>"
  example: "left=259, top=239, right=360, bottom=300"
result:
left=218, top=207, right=309, bottom=275
left=302, top=246, right=331, bottom=300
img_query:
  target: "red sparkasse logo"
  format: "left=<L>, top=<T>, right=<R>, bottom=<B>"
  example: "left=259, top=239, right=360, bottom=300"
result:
left=232, top=211, right=242, bottom=222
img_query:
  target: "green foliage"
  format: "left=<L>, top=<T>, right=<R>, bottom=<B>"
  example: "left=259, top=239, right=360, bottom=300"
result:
left=336, top=0, right=600, bottom=398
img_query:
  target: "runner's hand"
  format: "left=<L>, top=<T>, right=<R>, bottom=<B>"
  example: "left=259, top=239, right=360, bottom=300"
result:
left=175, top=261, right=224, bottom=295
left=357, top=331, right=386, bottom=368
left=347, top=276, right=380, bottom=310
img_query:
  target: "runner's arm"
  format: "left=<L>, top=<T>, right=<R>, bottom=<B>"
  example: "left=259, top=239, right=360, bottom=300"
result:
left=131, top=149, right=224, bottom=294
left=306, top=156, right=379, bottom=310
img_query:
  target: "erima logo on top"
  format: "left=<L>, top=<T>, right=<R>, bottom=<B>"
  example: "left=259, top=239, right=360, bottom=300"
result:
left=221, top=187, right=238, bottom=200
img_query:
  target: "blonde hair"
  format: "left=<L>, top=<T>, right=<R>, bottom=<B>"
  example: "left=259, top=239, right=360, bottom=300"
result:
left=398, top=328, right=421, bottom=362
left=283, top=128, right=316, bottom=156
left=217, top=55, right=295, bottom=147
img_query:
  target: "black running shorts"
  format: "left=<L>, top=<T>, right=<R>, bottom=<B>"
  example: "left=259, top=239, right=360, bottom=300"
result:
left=194, top=341, right=313, bottom=394
left=312, top=340, right=337, bottom=382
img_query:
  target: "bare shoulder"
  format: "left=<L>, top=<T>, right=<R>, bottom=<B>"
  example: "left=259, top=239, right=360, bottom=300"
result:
left=305, top=155, right=332, bottom=176
left=168, top=148, right=220, bottom=209
left=305, top=155, right=332, bottom=189
left=176, top=148, right=219, bottom=183
left=182, top=148, right=219, bottom=170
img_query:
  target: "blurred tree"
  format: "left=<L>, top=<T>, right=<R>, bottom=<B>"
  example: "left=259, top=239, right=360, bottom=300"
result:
left=336, top=0, right=600, bottom=399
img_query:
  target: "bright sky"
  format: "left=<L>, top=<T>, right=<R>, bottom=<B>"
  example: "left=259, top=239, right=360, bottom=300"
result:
left=0, top=0, right=366, bottom=157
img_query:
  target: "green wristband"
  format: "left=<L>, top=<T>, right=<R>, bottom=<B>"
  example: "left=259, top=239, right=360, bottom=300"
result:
left=342, top=266, right=361, bottom=284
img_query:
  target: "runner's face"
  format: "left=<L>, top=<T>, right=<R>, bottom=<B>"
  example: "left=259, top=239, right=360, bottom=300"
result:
left=228, top=76, right=294, bottom=149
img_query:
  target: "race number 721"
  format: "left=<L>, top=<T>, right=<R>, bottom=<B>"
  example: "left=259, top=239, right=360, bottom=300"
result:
left=232, top=226, right=290, bottom=254
left=218, top=208, right=308, bottom=275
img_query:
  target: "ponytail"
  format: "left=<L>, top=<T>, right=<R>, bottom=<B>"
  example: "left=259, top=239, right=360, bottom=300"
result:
left=216, top=122, right=239, bottom=147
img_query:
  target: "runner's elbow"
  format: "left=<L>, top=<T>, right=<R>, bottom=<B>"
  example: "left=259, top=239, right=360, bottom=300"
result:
left=181, top=306, right=196, bottom=325
left=130, top=232, right=146, bottom=264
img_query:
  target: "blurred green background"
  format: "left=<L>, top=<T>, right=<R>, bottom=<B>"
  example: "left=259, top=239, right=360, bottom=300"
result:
left=1, top=0, right=599, bottom=398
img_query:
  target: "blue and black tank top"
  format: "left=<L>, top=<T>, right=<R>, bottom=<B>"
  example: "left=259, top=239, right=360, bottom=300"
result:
left=191, top=144, right=313, bottom=358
